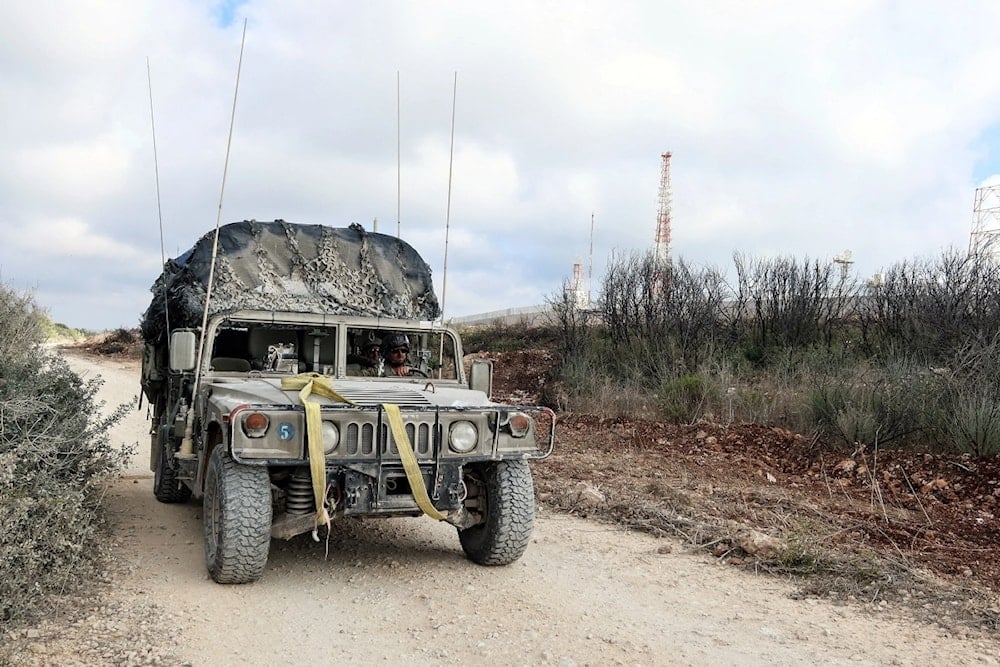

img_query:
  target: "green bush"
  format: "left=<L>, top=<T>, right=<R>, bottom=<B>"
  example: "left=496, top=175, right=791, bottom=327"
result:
left=660, top=375, right=719, bottom=424
left=0, top=282, right=129, bottom=626
left=808, top=355, right=934, bottom=448
left=944, top=395, right=1000, bottom=456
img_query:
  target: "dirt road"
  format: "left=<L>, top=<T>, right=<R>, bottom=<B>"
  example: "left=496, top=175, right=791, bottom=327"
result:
left=41, top=353, right=999, bottom=666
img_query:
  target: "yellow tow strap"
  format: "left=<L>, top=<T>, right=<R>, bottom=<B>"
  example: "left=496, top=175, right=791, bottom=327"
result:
left=280, top=373, right=446, bottom=525
left=382, top=403, right=447, bottom=521
left=281, top=373, right=353, bottom=529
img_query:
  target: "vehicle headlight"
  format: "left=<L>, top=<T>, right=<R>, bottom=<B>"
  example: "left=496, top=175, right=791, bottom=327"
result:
left=508, top=412, right=531, bottom=438
left=321, top=420, right=340, bottom=454
left=242, top=412, right=269, bottom=438
left=448, top=420, right=478, bottom=453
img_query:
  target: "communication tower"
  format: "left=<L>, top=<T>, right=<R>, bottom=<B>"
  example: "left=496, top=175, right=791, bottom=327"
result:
left=969, top=184, right=1000, bottom=260
left=833, top=250, right=853, bottom=282
left=565, top=260, right=589, bottom=309
left=654, top=151, right=673, bottom=266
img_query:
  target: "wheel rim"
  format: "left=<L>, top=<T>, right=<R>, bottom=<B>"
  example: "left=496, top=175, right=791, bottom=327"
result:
left=462, top=469, right=487, bottom=526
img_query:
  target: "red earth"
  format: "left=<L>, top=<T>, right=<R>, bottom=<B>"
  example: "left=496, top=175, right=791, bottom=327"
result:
left=475, top=347, right=1000, bottom=628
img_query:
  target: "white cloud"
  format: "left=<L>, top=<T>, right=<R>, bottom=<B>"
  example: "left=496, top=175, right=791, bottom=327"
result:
left=4, top=1, right=1000, bottom=330
left=4, top=217, right=148, bottom=262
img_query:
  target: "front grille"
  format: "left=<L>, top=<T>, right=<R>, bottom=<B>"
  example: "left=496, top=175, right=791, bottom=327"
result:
left=344, top=421, right=376, bottom=456
left=337, top=414, right=434, bottom=458
left=381, top=420, right=433, bottom=457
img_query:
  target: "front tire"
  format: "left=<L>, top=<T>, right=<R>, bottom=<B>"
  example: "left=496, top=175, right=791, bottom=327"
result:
left=458, top=460, right=535, bottom=565
left=203, top=446, right=272, bottom=584
left=153, top=431, right=192, bottom=504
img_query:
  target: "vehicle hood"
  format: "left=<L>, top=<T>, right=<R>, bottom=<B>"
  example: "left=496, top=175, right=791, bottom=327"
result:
left=206, top=377, right=493, bottom=412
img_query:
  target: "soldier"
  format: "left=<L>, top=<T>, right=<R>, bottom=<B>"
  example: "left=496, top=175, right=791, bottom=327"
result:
left=363, top=338, right=382, bottom=367
left=381, top=333, right=421, bottom=377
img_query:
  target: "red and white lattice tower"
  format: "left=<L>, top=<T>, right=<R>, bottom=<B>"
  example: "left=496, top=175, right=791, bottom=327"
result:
left=654, top=151, right=672, bottom=267
left=969, top=184, right=1000, bottom=261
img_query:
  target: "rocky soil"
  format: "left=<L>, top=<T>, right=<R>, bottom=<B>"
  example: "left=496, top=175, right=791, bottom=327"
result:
left=2, top=346, right=999, bottom=666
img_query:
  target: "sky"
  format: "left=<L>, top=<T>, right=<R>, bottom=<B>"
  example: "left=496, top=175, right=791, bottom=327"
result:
left=3, top=1, right=1000, bottom=330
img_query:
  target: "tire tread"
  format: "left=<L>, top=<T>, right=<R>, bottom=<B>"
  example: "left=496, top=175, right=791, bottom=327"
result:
left=459, top=460, right=535, bottom=566
left=204, top=447, right=272, bottom=584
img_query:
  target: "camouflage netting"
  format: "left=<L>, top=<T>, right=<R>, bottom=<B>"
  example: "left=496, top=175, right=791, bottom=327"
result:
left=140, top=220, right=440, bottom=346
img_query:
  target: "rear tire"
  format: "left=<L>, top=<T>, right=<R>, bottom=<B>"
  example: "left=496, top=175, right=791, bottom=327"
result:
left=153, top=431, right=192, bottom=504
left=458, top=460, right=535, bottom=565
left=203, top=446, right=272, bottom=584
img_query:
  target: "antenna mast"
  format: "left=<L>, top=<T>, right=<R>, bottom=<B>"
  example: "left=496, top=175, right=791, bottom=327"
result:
left=654, top=151, right=672, bottom=267
left=146, top=58, right=171, bottom=352
left=396, top=70, right=401, bottom=238
left=969, top=184, right=1000, bottom=261
left=439, top=71, right=458, bottom=322
left=178, top=18, right=248, bottom=459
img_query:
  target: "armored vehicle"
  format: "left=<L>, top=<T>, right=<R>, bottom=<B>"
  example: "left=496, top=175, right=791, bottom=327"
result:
left=140, top=220, right=553, bottom=583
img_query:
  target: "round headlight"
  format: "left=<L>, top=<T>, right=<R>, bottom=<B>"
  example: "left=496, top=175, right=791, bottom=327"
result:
left=508, top=412, right=531, bottom=438
left=242, top=412, right=269, bottom=438
left=321, top=420, right=340, bottom=454
left=449, top=420, right=478, bottom=453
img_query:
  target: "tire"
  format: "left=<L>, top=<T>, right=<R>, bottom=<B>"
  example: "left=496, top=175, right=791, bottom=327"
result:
left=153, top=431, right=192, bottom=504
left=458, top=460, right=535, bottom=566
left=203, top=446, right=272, bottom=584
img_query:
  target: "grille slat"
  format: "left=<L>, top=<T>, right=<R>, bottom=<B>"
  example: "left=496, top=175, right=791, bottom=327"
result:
left=343, top=421, right=375, bottom=457
left=331, top=413, right=435, bottom=459
left=381, top=419, right=435, bottom=456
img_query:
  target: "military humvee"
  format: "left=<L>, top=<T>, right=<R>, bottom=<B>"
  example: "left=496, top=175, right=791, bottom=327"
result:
left=140, top=221, right=553, bottom=583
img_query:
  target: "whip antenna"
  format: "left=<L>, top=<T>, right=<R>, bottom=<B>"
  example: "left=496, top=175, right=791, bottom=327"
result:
left=397, top=70, right=401, bottom=238
left=146, top=57, right=171, bottom=354
left=438, top=72, right=457, bottom=379
left=439, top=71, right=458, bottom=322
left=179, top=18, right=248, bottom=458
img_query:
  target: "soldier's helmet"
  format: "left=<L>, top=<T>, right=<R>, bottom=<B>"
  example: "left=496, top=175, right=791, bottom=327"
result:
left=382, top=333, right=410, bottom=354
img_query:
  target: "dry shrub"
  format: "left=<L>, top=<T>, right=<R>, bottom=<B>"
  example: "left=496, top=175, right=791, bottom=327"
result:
left=0, top=282, right=129, bottom=627
left=84, top=327, right=142, bottom=357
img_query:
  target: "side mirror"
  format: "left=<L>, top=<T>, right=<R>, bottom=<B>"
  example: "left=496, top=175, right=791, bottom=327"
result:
left=469, top=359, right=493, bottom=399
left=169, top=330, right=198, bottom=372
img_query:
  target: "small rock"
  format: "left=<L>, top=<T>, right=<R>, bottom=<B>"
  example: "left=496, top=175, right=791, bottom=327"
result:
left=738, top=530, right=784, bottom=558
left=573, top=481, right=606, bottom=507
left=834, top=458, right=856, bottom=473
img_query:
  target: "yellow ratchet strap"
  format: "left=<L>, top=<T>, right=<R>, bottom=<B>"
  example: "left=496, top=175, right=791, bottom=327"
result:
left=281, top=373, right=353, bottom=530
left=382, top=403, right=447, bottom=521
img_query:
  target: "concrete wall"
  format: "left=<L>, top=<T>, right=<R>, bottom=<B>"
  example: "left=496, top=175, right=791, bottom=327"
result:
left=447, top=304, right=553, bottom=328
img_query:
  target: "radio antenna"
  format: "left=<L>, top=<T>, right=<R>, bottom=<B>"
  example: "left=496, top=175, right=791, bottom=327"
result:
left=439, top=71, right=458, bottom=323
left=436, top=72, right=458, bottom=379
left=179, top=18, right=248, bottom=458
left=396, top=70, right=401, bottom=238
left=146, top=57, right=171, bottom=355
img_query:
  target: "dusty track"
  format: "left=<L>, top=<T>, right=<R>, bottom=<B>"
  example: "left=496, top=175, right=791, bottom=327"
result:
left=8, top=352, right=996, bottom=666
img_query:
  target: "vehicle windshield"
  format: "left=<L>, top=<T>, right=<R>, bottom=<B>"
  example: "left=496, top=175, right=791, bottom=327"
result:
left=207, top=320, right=459, bottom=380
left=346, top=326, right=458, bottom=380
